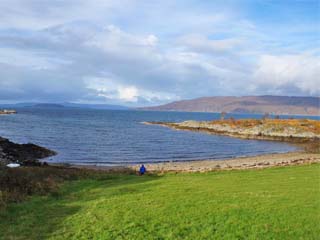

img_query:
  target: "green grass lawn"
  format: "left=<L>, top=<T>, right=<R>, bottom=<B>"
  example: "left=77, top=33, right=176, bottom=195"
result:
left=1, top=164, right=319, bottom=240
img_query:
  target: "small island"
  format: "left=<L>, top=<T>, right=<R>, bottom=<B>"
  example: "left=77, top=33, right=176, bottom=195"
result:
left=0, top=109, right=17, bottom=114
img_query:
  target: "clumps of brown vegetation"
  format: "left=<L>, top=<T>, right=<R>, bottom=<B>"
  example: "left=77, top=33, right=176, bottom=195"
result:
left=0, top=166, right=131, bottom=209
left=302, top=141, right=320, bottom=153
left=210, top=119, right=320, bottom=135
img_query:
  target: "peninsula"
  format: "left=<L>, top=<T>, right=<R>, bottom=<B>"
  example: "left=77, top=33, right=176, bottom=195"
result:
left=143, top=118, right=320, bottom=143
left=139, top=118, right=320, bottom=172
left=0, top=109, right=17, bottom=114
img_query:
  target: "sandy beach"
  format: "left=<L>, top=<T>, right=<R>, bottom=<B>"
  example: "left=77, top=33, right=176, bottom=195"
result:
left=66, top=118, right=320, bottom=173
left=66, top=151, right=320, bottom=173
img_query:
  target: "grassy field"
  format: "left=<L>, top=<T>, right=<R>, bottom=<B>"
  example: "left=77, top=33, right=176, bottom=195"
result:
left=1, top=164, right=319, bottom=240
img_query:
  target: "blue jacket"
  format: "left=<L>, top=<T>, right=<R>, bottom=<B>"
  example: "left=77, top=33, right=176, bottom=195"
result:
left=140, top=165, right=146, bottom=174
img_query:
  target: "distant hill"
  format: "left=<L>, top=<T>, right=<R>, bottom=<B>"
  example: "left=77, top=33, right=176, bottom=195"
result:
left=0, top=102, right=65, bottom=108
left=33, top=103, right=65, bottom=108
left=141, top=96, right=320, bottom=115
left=0, top=102, right=130, bottom=110
left=62, top=103, right=129, bottom=110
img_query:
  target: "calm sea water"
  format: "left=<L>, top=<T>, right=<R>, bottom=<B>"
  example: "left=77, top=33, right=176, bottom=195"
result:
left=0, top=108, right=317, bottom=165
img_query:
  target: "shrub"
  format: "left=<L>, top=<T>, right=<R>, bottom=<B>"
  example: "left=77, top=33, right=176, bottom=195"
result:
left=0, top=166, right=115, bottom=209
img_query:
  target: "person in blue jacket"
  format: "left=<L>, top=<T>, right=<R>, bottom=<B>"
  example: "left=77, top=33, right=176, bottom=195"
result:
left=139, top=164, right=146, bottom=175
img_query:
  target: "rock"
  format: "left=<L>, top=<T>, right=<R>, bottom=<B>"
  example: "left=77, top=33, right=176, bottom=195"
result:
left=0, top=137, right=56, bottom=166
left=0, top=109, right=17, bottom=114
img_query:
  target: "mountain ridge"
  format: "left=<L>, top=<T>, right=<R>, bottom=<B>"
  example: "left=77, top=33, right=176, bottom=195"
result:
left=0, top=102, right=129, bottom=110
left=141, top=96, right=320, bottom=115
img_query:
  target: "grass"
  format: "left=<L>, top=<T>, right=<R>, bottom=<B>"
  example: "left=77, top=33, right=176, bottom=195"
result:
left=0, top=164, right=319, bottom=240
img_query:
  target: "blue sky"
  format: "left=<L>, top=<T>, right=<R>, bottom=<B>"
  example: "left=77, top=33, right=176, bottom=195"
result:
left=0, top=0, right=319, bottom=106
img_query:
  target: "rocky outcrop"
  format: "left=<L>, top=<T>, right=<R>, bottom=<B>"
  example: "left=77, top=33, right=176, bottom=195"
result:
left=0, top=110, right=17, bottom=114
left=143, top=119, right=320, bottom=144
left=0, top=137, right=56, bottom=166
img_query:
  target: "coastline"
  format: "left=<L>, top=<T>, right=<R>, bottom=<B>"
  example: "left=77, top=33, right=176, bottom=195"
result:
left=0, top=136, right=56, bottom=166
left=2, top=117, right=319, bottom=172
left=142, top=119, right=320, bottom=143
left=0, top=109, right=17, bottom=115
left=63, top=151, right=320, bottom=173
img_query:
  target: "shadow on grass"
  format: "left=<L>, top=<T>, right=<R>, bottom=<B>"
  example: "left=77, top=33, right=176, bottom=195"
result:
left=0, top=171, right=162, bottom=240
left=0, top=201, right=81, bottom=239
left=54, top=172, right=163, bottom=205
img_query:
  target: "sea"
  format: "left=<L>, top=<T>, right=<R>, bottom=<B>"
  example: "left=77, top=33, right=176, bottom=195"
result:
left=0, top=107, right=318, bottom=165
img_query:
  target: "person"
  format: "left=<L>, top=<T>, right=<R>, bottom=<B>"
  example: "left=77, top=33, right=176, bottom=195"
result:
left=139, top=164, right=146, bottom=175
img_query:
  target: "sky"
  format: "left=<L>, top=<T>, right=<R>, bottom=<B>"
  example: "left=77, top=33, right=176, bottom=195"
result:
left=0, top=0, right=319, bottom=106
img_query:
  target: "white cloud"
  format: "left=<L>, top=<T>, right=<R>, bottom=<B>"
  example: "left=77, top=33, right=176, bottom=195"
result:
left=0, top=1, right=318, bottom=105
left=85, top=77, right=178, bottom=105
left=0, top=0, right=136, bottom=30
left=178, top=34, right=242, bottom=53
left=252, top=53, right=320, bottom=95
left=118, top=86, right=138, bottom=102
left=87, top=25, right=160, bottom=56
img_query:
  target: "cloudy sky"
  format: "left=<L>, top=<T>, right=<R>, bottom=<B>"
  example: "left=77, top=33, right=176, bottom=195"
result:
left=0, top=0, right=319, bottom=106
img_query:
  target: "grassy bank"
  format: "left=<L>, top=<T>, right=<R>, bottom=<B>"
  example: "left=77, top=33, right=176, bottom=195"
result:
left=1, top=164, right=319, bottom=239
left=0, top=166, right=134, bottom=208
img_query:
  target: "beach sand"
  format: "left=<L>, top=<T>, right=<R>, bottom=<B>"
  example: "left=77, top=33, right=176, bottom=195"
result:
left=66, top=151, right=320, bottom=173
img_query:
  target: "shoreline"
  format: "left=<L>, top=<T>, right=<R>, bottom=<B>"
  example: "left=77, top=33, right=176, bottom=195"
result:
left=2, top=117, right=319, bottom=172
left=0, top=109, right=17, bottom=115
left=61, top=151, right=320, bottom=173
left=142, top=120, right=320, bottom=143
